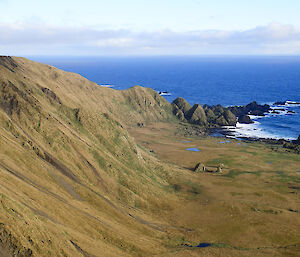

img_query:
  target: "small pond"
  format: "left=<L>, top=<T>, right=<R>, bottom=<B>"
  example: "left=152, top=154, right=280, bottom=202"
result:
left=186, top=147, right=200, bottom=152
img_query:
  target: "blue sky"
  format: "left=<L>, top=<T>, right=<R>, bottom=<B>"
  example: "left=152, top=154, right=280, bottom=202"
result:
left=1, top=0, right=300, bottom=55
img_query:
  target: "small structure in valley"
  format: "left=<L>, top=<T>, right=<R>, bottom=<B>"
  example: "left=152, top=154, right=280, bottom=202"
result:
left=217, top=163, right=224, bottom=173
left=194, top=162, right=225, bottom=173
left=194, top=163, right=206, bottom=172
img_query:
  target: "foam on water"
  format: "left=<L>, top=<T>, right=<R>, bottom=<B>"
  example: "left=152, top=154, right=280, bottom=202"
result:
left=225, top=100, right=300, bottom=140
left=225, top=122, right=294, bottom=140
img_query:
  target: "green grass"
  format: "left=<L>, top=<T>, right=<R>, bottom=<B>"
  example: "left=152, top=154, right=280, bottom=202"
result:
left=273, top=171, right=300, bottom=183
left=92, top=151, right=107, bottom=171
left=207, top=157, right=234, bottom=166
left=223, top=170, right=261, bottom=178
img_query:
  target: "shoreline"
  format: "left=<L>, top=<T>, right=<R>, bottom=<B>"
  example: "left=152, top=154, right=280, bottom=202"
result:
left=208, top=127, right=300, bottom=153
left=171, top=96, right=299, bottom=145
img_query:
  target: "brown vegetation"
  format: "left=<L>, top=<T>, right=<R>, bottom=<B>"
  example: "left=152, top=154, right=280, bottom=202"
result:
left=0, top=57, right=299, bottom=256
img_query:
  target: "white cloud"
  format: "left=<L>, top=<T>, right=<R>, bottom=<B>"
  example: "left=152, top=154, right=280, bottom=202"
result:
left=1, top=22, right=300, bottom=55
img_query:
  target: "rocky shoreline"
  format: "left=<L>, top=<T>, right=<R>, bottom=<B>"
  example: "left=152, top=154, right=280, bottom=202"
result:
left=210, top=126, right=300, bottom=153
left=171, top=97, right=300, bottom=153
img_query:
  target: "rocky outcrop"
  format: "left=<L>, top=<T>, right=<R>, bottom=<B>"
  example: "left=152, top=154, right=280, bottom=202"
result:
left=246, top=101, right=270, bottom=116
left=238, top=115, right=254, bottom=124
left=216, top=116, right=229, bottom=126
left=224, top=109, right=236, bottom=126
left=173, top=108, right=187, bottom=122
left=229, top=101, right=271, bottom=117
left=41, top=87, right=62, bottom=104
left=185, top=104, right=207, bottom=126
left=172, top=97, right=192, bottom=114
left=205, top=108, right=216, bottom=123
left=172, top=98, right=237, bottom=128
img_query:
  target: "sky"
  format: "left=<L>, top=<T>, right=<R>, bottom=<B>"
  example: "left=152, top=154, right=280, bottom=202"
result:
left=1, top=0, right=300, bottom=56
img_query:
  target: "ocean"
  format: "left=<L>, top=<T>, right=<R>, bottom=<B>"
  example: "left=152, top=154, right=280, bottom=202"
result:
left=32, top=56, right=300, bottom=140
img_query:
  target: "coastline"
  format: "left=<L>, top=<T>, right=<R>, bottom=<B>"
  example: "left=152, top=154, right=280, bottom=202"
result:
left=209, top=126, right=300, bottom=154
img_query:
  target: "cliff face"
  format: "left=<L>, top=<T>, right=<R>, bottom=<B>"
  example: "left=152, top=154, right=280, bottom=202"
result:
left=0, top=56, right=178, bottom=257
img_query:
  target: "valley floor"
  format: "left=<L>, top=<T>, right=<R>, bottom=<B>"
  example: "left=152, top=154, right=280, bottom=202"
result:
left=128, top=122, right=300, bottom=257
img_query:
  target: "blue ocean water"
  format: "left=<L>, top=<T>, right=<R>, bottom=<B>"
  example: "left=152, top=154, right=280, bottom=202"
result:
left=32, top=56, right=300, bottom=140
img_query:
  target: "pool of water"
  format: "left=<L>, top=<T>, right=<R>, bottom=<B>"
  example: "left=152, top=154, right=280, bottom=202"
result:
left=186, top=147, right=200, bottom=152
left=197, top=243, right=212, bottom=248
left=183, top=242, right=212, bottom=248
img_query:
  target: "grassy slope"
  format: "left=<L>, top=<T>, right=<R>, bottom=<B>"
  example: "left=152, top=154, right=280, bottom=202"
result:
left=0, top=57, right=299, bottom=257
left=0, top=57, right=180, bottom=257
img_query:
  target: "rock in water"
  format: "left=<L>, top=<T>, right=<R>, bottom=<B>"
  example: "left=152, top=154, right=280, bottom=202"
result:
left=238, top=115, right=254, bottom=124
left=194, top=163, right=206, bottom=172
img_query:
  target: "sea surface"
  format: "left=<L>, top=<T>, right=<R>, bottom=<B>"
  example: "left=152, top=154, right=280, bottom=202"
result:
left=32, top=56, right=300, bottom=140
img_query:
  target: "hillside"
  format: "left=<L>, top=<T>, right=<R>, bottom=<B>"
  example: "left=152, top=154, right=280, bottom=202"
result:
left=0, top=56, right=299, bottom=257
left=0, top=56, right=180, bottom=256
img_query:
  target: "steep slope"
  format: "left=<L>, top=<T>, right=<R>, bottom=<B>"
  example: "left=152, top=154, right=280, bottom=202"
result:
left=0, top=56, right=180, bottom=256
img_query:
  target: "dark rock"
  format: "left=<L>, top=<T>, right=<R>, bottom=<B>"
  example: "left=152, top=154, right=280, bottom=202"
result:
left=249, top=110, right=265, bottom=116
left=246, top=101, right=270, bottom=115
left=238, top=115, right=254, bottom=124
left=228, top=101, right=270, bottom=117
left=228, top=106, right=244, bottom=117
